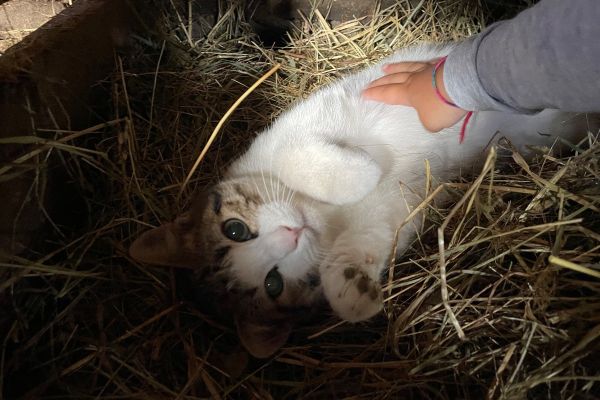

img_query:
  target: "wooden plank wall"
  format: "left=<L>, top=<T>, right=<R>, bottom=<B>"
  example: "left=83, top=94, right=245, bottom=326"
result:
left=0, top=0, right=152, bottom=257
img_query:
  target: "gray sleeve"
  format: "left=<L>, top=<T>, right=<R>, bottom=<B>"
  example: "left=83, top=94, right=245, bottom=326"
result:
left=443, top=0, right=600, bottom=113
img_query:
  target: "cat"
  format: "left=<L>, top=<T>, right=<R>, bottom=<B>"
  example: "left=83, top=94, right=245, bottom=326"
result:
left=129, top=43, right=589, bottom=358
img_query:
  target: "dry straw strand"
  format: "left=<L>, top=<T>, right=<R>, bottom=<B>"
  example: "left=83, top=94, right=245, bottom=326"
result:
left=178, top=63, right=281, bottom=198
left=3, top=0, right=600, bottom=398
left=549, top=255, right=600, bottom=279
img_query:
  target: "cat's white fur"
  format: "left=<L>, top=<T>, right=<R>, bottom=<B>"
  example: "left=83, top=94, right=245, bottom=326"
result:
left=224, top=43, right=586, bottom=322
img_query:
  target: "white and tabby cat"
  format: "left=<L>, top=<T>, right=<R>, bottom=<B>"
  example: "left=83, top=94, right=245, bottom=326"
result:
left=129, top=44, right=587, bottom=358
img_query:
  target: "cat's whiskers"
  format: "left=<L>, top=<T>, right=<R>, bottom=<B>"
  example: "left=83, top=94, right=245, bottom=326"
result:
left=259, top=168, right=273, bottom=203
left=311, top=218, right=343, bottom=230
left=256, top=161, right=297, bottom=210
left=310, top=250, right=328, bottom=267
left=274, top=164, right=281, bottom=204
left=269, top=176, right=280, bottom=205
left=285, top=188, right=296, bottom=208
left=267, top=174, right=276, bottom=204
left=268, top=154, right=280, bottom=204
left=274, top=177, right=281, bottom=204
left=278, top=174, right=294, bottom=208
left=252, top=180, right=266, bottom=203
left=269, top=175, right=279, bottom=203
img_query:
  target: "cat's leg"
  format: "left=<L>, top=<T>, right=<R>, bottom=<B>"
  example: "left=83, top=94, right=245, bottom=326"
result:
left=319, top=227, right=394, bottom=322
left=277, top=143, right=382, bottom=205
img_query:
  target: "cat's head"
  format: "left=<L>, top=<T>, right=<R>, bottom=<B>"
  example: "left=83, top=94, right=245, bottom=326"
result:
left=129, top=175, right=325, bottom=358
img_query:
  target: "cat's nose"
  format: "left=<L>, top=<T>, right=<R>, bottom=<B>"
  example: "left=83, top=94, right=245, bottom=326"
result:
left=282, top=226, right=303, bottom=243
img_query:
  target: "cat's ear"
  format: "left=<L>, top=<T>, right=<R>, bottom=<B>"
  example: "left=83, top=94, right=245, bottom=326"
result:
left=129, top=212, right=201, bottom=269
left=235, top=317, right=291, bottom=359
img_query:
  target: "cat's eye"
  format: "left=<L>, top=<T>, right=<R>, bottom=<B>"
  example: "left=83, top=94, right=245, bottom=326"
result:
left=222, top=219, right=252, bottom=242
left=265, top=267, right=284, bottom=299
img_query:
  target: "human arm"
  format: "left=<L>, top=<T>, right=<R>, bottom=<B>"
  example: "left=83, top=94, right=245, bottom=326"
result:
left=363, top=0, right=600, bottom=131
left=445, top=0, right=600, bottom=113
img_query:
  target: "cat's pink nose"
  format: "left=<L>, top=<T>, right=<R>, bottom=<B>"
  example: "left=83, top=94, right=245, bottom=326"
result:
left=283, top=226, right=303, bottom=244
left=284, top=226, right=303, bottom=234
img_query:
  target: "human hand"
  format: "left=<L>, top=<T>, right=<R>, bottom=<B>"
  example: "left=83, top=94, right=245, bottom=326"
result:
left=362, top=61, right=468, bottom=132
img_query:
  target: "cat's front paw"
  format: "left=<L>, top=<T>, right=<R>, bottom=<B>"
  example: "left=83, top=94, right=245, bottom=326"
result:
left=321, top=252, right=384, bottom=322
left=280, top=143, right=382, bottom=205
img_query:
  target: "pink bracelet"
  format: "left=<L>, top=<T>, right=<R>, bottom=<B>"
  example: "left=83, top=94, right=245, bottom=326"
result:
left=459, top=111, right=473, bottom=144
left=431, top=57, right=458, bottom=107
left=432, top=56, right=472, bottom=144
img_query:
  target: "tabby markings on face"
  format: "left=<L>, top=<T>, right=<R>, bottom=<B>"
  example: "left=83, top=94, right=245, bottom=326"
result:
left=199, top=176, right=324, bottom=317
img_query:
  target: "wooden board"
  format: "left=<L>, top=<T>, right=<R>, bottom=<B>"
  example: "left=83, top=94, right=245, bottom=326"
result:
left=0, top=0, right=152, bottom=257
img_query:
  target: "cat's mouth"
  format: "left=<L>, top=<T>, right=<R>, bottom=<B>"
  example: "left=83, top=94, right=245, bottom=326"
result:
left=296, top=207, right=320, bottom=237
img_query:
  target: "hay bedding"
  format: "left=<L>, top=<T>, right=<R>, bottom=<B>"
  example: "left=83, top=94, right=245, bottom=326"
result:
left=2, top=0, right=600, bottom=398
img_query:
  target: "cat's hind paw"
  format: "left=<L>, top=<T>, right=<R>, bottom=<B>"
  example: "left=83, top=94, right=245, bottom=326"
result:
left=321, top=252, right=384, bottom=322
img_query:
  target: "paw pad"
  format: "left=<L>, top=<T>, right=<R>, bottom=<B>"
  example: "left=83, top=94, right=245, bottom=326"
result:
left=356, top=276, right=369, bottom=293
left=322, top=262, right=383, bottom=322
left=343, top=266, right=357, bottom=279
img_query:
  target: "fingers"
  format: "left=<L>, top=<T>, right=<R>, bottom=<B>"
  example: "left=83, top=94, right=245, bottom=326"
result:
left=366, top=72, right=413, bottom=88
left=367, top=61, right=434, bottom=88
left=361, top=83, right=410, bottom=105
left=363, top=60, right=437, bottom=102
left=381, top=61, right=435, bottom=74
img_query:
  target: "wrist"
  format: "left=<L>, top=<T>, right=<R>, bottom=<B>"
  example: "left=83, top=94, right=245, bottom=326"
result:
left=436, top=63, right=454, bottom=106
left=432, top=58, right=465, bottom=111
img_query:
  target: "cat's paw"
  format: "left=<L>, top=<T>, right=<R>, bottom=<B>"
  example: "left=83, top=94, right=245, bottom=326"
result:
left=330, top=152, right=382, bottom=204
left=280, top=143, right=382, bottom=205
left=321, top=251, right=384, bottom=322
